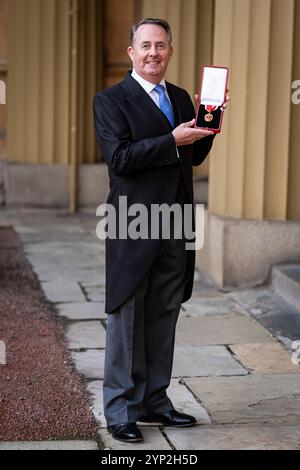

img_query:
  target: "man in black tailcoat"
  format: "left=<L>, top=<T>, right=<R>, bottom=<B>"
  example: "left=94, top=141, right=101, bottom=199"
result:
left=93, top=18, right=229, bottom=443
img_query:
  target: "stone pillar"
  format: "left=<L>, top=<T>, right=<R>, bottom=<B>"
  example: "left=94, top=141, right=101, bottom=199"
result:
left=142, top=0, right=213, bottom=94
left=198, top=0, right=300, bottom=288
left=209, top=0, right=296, bottom=221
left=7, top=0, right=71, bottom=164
left=7, top=0, right=102, bottom=166
left=288, top=0, right=300, bottom=220
left=5, top=0, right=106, bottom=208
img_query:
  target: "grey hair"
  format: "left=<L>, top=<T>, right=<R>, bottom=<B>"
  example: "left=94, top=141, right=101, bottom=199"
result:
left=130, top=18, right=172, bottom=46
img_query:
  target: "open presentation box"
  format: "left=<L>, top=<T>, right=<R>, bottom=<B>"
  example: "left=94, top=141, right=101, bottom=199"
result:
left=195, top=65, right=229, bottom=133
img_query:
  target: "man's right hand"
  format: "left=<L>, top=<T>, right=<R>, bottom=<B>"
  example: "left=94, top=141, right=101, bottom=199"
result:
left=172, top=119, right=214, bottom=147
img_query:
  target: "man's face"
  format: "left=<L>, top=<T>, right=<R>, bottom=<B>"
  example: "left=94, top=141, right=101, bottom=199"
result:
left=127, top=24, right=173, bottom=84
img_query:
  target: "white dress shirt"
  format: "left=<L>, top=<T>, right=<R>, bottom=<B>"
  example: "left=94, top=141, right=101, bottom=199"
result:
left=131, top=69, right=173, bottom=108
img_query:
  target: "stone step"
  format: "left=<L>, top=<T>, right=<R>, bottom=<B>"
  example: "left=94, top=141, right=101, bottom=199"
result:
left=271, top=263, right=300, bottom=310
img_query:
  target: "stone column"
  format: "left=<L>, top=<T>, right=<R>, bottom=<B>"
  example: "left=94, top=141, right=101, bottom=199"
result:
left=198, top=0, right=300, bottom=288
left=7, top=0, right=70, bottom=164
left=7, top=0, right=103, bottom=166
left=5, top=0, right=107, bottom=207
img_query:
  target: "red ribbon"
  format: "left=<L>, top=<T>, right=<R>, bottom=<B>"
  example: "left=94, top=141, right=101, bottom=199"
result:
left=205, top=105, right=218, bottom=112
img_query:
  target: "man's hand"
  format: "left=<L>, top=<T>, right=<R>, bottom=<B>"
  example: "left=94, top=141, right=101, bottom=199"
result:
left=172, top=119, right=214, bottom=146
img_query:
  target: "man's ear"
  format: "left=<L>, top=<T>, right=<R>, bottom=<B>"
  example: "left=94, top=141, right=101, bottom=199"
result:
left=127, top=46, right=133, bottom=61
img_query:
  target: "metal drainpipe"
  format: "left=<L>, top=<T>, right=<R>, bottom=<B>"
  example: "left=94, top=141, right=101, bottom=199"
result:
left=69, top=0, right=80, bottom=214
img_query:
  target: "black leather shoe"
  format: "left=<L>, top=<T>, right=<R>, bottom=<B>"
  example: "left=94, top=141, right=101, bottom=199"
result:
left=107, top=422, right=143, bottom=443
left=138, top=409, right=197, bottom=427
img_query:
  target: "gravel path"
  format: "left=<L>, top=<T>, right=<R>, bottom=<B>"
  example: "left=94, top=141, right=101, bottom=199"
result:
left=0, top=227, right=98, bottom=441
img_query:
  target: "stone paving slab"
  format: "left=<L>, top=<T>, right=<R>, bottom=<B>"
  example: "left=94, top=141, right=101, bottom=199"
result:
left=27, top=254, right=104, bottom=269
left=25, top=250, right=104, bottom=265
left=172, top=345, right=248, bottom=377
left=66, top=321, right=106, bottom=349
left=185, top=374, right=300, bottom=425
left=228, top=288, right=300, bottom=349
left=19, top=233, right=99, bottom=244
left=229, top=343, right=300, bottom=374
left=24, top=220, right=85, bottom=229
left=74, top=215, right=99, bottom=231
left=41, top=281, right=86, bottom=302
left=99, top=427, right=171, bottom=450
left=57, top=302, right=106, bottom=320
left=24, top=241, right=100, bottom=251
left=17, top=225, right=105, bottom=245
left=33, top=267, right=105, bottom=284
left=0, top=212, right=22, bottom=227
left=81, top=283, right=106, bottom=289
left=16, top=223, right=90, bottom=233
left=24, top=243, right=104, bottom=260
left=32, top=262, right=104, bottom=273
left=82, top=285, right=106, bottom=302
left=0, top=440, right=99, bottom=450
left=165, top=424, right=300, bottom=450
left=16, top=214, right=85, bottom=229
left=192, top=270, right=216, bottom=289
left=86, top=380, right=105, bottom=427
left=191, top=290, right=228, bottom=299
left=175, top=314, right=275, bottom=346
left=181, top=297, right=244, bottom=317
left=72, top=349, right=105, bottom=380
left=18, top=230, right=89, bottom=241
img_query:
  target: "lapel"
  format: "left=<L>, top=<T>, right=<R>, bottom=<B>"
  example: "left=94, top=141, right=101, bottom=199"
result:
left=123, top=71, right=179, bottom=133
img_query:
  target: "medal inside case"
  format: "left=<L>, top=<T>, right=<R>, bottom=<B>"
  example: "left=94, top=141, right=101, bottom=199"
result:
left=195, top=66, right=228, bottom=133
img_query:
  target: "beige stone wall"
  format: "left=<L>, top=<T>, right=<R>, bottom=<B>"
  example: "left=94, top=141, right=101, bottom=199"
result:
left=5, top=0, right=140, bottom=166
left=102, top=0, right=137, bottom=88
left=209, top=0, right=300, bottom=221
left=288, top=0, right=300, bottom=220
left=6, top=0, right=104, bottom=166
left=7, top=0, right=71, bottom=164
left=3, top=0, right=300, bottom=221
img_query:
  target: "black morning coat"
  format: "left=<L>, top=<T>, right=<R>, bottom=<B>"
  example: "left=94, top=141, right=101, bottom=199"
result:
left=93, top=71, right=215, bottom=313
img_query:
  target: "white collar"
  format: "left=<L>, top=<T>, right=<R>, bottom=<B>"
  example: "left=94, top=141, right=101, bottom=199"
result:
left=131, top=69, right=167, bottom=94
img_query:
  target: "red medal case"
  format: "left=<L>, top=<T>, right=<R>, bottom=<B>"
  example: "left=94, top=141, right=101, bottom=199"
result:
left=195, top=65, right=229, bottom=134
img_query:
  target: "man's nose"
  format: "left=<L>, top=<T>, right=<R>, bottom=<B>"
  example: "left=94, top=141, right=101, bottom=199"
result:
left=149, top=46, right=158, bottom=56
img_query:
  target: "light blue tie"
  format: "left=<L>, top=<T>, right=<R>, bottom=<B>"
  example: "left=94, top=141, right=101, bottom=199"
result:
left=154, top=84, right=175, bottom=128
